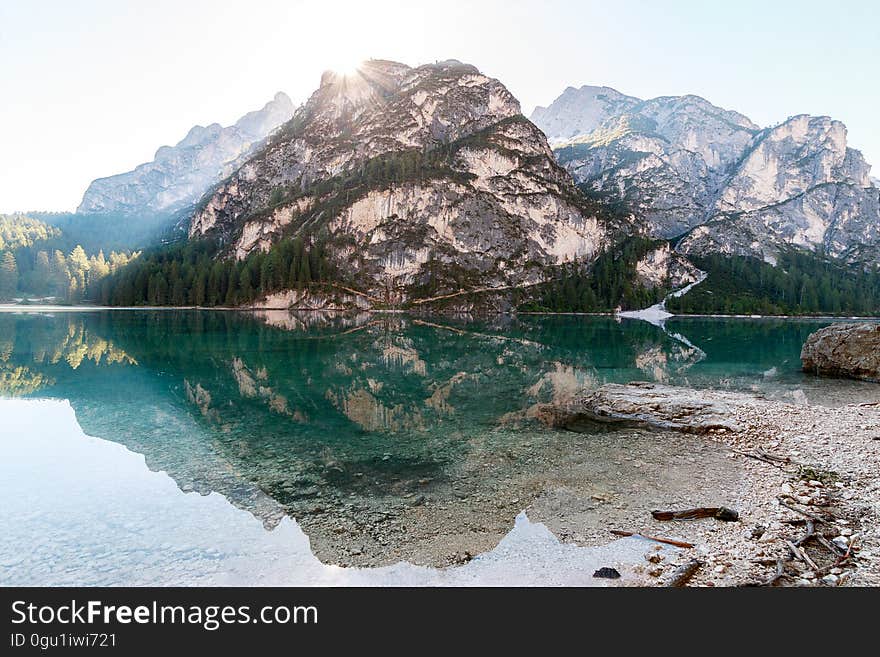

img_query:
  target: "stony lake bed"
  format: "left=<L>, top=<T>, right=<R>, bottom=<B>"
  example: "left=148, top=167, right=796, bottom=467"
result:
left=1, top=309, right=878, bottom=586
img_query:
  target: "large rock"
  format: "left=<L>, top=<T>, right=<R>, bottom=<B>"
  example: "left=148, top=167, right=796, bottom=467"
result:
left=801, top=323, right=880, bottom=382
left=542, top=382, right=740, bottom=434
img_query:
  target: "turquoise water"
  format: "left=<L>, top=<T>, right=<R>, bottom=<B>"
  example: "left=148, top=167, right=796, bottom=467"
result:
left=0, top=310, right=874, bottom=581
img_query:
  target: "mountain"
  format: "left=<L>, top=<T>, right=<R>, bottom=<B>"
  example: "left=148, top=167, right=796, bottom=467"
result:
left=77, top=92, right=295, bottom=215
left=679, top=115, right=879, bottom=265
left=531, top=86, right=640, bottom=144
left=532, top=87, right=880, bottom=266
left=187, top=60, right=616, bottom=301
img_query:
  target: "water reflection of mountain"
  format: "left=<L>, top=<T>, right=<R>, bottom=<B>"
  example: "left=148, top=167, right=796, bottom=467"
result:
left=0, top=310, right=845, bottom=563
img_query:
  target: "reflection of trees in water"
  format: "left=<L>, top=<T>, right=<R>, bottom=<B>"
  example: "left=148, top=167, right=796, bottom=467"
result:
left=0, top=314, right=135, bottom=396
left=0, top=365, right=54, bottom=397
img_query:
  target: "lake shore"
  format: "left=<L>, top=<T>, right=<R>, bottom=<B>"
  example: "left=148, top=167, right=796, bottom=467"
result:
left=2, top=303, right=880, bottom=322
left=537, top=383, right=880, bottom=586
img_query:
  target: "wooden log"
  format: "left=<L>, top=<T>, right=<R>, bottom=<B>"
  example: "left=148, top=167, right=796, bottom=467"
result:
left=666, top=560, right=703, bottom=587
left=610, top=530, right=694, bottom=549
left=651, top=507, right=739, bottom=522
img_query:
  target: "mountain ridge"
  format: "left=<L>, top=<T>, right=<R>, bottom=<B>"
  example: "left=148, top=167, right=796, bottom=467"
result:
left=77, top=92, right=296, bottom=216
left=532, top=85, right=879, bottom=266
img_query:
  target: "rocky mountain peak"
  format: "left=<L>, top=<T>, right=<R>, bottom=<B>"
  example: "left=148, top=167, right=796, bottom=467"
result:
left=531, top=84, right=640, bottom=144
left=188, top=59, right=610, bottom=300
left=234, top=91, right=295, bottom=139
left=300, top=59, right=521, bottom=143
left=716, top=114, right=871, bottom=215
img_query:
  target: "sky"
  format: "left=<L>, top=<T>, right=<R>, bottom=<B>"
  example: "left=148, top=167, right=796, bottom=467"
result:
left=1, top=0, right=878, bottom=213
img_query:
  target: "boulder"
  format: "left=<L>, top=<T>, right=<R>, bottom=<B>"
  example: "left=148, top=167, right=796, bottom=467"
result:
left=544, top=382, right=741, bottom=434
left=801, top=323, right=880, bottom=383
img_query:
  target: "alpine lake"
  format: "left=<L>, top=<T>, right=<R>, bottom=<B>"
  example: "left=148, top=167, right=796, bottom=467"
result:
left=2, top=309, right=875, bottom=585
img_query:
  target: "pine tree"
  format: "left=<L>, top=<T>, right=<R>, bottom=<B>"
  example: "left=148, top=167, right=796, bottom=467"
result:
left=297, top=252, right=311, bottom=286
left=0, top=252, right=19, bottom=300
left=51, top=250, right=69, bottom=297
left=239, top=267, right=253, bottom=303
left=33, top=251, right=51, bottom=295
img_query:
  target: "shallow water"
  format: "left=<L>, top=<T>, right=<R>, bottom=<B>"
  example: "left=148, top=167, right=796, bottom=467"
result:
left=0, top=311, right=874, bottom=584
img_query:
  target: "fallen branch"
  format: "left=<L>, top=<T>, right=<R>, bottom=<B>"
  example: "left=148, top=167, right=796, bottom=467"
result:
left=757, top=449, right=792, bottom=463
left=666, top=560, right=703, bottom=587
left=778, top=497, right=832, bottom=523
left=736, top=449, right=790, bottom=467
left=610, top=530, right=695, bottom=548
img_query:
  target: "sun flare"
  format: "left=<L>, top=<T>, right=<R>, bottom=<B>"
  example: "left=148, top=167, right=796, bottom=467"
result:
left=324, top=54, right=366, bottom=79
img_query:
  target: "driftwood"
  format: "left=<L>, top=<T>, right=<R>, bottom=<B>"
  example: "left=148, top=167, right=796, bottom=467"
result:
left=777, top=497, right=832, bottom=523
left=651, top=507, right=739, bottom=522
left=665, top=560, right=703, bottom=587
left=772, top=497, right=853, bottom=582
left=785, top=539, right=820, bottom=572
left=610, top=530, right=694, bottom=549
left=762, top=558, right=787, bottom=587
left=746, top=493, right=853, bottom=585
left=736, top=449, right=794, bottom=467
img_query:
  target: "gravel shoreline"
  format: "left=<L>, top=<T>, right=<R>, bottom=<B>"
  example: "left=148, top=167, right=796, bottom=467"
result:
left=551, top=385, right=880, bottom=587
left=680, top=396, right=880, bottom=586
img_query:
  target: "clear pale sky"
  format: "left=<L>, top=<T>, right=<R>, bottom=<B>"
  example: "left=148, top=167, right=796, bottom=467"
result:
left=1, top=0, right=877, bottom=213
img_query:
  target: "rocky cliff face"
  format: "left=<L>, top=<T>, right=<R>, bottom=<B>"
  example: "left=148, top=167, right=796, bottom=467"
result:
left=679, top=116, right=879, bottom=264
left=77, top=92, right=295, bottom=215
left=190, top=60, right=613, bottom=298
left=533, top=87, right=879, bottom=266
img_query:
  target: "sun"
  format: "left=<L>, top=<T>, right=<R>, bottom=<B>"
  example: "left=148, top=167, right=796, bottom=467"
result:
left=324, top=53, right=367, bottom=79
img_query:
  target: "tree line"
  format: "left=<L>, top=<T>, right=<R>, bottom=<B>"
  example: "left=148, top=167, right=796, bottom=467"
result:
left=0, top=213, right=150, bottom=303
left=520, top=238, right=669, bottom=312
left=0, top=246, right=137, bottom=302
left=0, top=215, right=61, bottom=251
left=97, top=234, right=334, bottom=306
left=667, top=250, right=880, bottom=315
